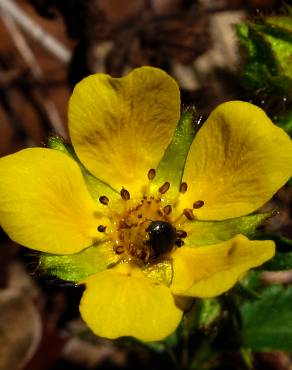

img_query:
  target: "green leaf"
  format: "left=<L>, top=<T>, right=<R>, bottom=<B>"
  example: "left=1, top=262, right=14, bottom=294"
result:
left=151, top=109, right=197, bottom=197
left=198, top=298, right=221, bottom=328
left=266, top=16, right=292, bottom=37
left=241, top=285, right=292, bottom=351
left=233, top=283, right=260, bottom=300
left=253, top=232, right=292, bottom=270
left=47, top=136, right=118, bottom=201
left=254, top=231, right=292, bottom=251
left=184, top=212, right=272, bottom=247
left=236, top=17, right=292, bottom=97
left=262, top=252, right=292, bottom=271
left=39, top=241, right=119, bottom=282
left=274, top=110, right=292, bottom=136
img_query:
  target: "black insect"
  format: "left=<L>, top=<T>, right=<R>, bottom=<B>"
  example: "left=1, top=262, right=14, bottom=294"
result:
left=146, top=221, right=176, bottom=256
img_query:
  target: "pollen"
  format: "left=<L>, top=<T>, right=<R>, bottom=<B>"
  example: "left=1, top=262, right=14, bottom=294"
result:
left=183, top=208, right=195, bottom=221
left=159, top=182, right=170, bottom=194
left=179, top=182, right=188, bottom=193
left=163, top=204, right=172, bottom=215
left=99, top=195, right=109, bottom=205
left=193, top=200, right=204, bottom=209
left=105, top=190, right=182, bottom=264
left=97, top=225, right=107, bottom=232
left=176, top=230, right=187, bottom=238
left=120, top=188, right=130, bottom=201
left=147, top=168, right=156, bottom=180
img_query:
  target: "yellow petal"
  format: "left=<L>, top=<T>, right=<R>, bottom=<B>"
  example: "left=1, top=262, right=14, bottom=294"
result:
left=69, top=66, right=180, bottom=196
left=180, top=101, right=292, bottom=220
left=80, top=264, right=183, bottom=341
left=0, top=148, right=106, bottom=254
left=170, top=235, right=275, bottom=297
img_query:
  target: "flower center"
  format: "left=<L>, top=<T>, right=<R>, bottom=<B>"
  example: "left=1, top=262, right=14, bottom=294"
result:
left=97, top=170, right=205, bottom=265
left=113, top=195, right=176, bottom=263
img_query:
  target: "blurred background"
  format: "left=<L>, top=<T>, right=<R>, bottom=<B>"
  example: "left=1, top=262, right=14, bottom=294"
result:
left=0, top=1, right=291, bottom=370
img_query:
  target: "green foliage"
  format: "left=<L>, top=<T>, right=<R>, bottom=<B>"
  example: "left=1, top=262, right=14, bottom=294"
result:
left=241, top=285, right=292, bottom=351
left=262, top=251, right=292, bottom=271
left=236, top=15, right=292, bottom=99
left=253, top=231, right=292, bottom=271
left=275, top=110, right=292, bottom=136
left=197, top=299, right=221, bottom=328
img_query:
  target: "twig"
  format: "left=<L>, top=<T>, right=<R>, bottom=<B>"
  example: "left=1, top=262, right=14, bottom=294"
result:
left=1, top=12, right=68, bottom=138
left=0, top=0, right=71, bottom=63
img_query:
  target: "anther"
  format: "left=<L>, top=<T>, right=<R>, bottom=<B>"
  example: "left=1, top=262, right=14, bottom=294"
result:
left=183, top=208, right=195, bottom=221
left=119, top=220, right=130, bottom=229
left=114, top=245, right=124, bottom=254
left=159, top=182, right=170, bottom=194
left=120, top=188, right=130, bottom=201
left=175, top=239, right=185, bottom=247
left=193, top=200, right=204, bottom=209
left=99, top=195, right=109, bottom=205
left=147, top=168, right=156, bottom=180
left=97, top=225, right=106, bottom=232
left=176, top=230, right=187, bottom=238
left=179, top=182, right=188, bottom=193
left=163, top=205, right=172, bottom=215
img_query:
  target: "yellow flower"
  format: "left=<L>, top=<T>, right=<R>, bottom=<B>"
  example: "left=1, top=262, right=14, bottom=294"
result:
left=0, top=67, right=292, bottom=342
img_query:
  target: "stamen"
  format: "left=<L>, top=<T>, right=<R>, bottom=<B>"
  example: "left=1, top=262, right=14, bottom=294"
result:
left=179, top=182, right=188, bottom=193
left=114, top=245, right=124, bottom=254
left=99, top=195, right=109, bottom=205
left=159, top=182, right=170, bottom=194
left=176, top=230, right=187, bottom=238
left=193, top=200, right=204, bottom=209
left=120, top=188, right=130, bottom=201
left=163, top=205, right=172, bottom=215
left=119, top=220, right=131, bottom=229
left=175, top=239, right=185, bottom=247
left=97, top=225, right=106, bottom=232
left=147, top=168, right=156, bottom=180
left=183, top=208, right=195, bottom=221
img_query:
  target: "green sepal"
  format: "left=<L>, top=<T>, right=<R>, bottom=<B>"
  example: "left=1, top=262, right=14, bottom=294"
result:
left=47, top=136, right=75, bottom=156
left=47, top=136, right=118, bottom=201
left=39, top=241, right=119, bottom=282
left=151, top=108, right=197, bottom=197
left=241, top=285, right=292, bottom=351
left=184, top=212, right=272, bottom=247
